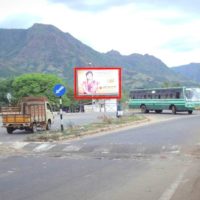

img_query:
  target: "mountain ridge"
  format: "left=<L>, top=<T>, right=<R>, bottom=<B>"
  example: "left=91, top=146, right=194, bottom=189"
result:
left=0, top=23, right=197, bottom=88
left=172, top=63, right=200, bottom=83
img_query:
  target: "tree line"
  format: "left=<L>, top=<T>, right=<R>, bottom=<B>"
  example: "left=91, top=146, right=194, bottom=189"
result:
left=0, top=73, right=132, bottom=110
left=0, top=73, right=79, bottom=110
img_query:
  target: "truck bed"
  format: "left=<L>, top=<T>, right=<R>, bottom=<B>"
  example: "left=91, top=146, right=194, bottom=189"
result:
left=2, top=104, right=46, bottom=124
left=2, top=114, right=31, bottom=124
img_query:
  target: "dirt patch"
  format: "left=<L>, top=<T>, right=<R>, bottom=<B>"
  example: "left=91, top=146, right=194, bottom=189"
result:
left=187, top=147, right=200, bottom=159
left=181, top=144, right=200, bottom=159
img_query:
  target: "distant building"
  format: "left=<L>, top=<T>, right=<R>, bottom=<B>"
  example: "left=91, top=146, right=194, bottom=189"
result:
left=84, top=99, right=117, bottom=112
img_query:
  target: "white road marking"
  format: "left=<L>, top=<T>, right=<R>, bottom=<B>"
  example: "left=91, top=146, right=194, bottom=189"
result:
left=0, top=170, right=16, bottom=178
left=170, top=145, right=180, bottom=150
left=93, top=147, right=107, bottom=152
left=11, top=142, right=28, bottom=149
left=158, top=168, right=187, bottom=200
left=170, top=150, right=180, bottom=154
left=7, top=170, right=15, bottom=173
left=33, top=143, right=56, bottom=152
left=101, top=150, right=109, bottom=154
left=162, top=146, right=166, bottom=150
left=63, top=145, right=81, bottom=152
left=168, top=145, right=181, bottom=154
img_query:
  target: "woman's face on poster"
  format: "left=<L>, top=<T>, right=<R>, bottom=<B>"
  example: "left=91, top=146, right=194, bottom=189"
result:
left=86, top=72, right=93, bottom=81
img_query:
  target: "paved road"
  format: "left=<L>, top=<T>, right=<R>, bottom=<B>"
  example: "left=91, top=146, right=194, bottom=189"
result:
left=1, top=112, right=200, bottom=200
left=0, top=110, right=197, bottom=142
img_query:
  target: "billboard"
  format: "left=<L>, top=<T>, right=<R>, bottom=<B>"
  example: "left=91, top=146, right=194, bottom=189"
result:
left=74, top=67, right=122, bottom=99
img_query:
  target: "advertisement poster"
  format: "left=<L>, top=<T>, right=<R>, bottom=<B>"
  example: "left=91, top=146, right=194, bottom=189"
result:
left=74, top=67, right=122, bottom=99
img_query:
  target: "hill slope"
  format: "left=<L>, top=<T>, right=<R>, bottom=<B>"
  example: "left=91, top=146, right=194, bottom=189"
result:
left=0, top=23, right=195, bottom=89
left=172, top=63, right=200, bottom=83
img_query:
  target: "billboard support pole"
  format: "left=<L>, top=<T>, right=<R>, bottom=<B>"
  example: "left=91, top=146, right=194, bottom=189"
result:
left=92, top=95, right=94, bottom=111
left=59, top=96, right=64, bottom=132
left=104, top=99, right=106, bottom=113
left=103, top=99, right=107, bottom=118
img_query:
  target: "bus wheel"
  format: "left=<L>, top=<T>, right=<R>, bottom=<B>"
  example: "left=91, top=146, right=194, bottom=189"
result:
left=7, top=127, right=13, bottom=134
left=141, top=105, right=148, bottom=113
left=155, top=110, right=162, bottom=113
left=172, top=106, right=176, bottom=114
left=188, top=110, right=193, bottom=114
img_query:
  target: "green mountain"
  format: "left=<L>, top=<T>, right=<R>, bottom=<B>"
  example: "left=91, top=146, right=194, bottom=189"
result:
left=172, top=63, right=200, bottom=83
left=0, top=23, right=196, bottom=89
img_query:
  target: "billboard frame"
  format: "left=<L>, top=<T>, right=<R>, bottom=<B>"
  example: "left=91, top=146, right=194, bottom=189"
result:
left=74, top=67, right=122, bottom=100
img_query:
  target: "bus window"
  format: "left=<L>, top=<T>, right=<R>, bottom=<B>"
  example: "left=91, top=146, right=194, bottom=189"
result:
left=185, top=88, right=200, bottom=101
left=135, top=92, right=139, bottom=99
left=176, top=92, right=180, bottom=99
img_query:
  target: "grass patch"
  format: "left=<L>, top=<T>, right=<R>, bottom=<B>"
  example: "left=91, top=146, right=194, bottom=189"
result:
left=26, top=114, right=147, bottom=142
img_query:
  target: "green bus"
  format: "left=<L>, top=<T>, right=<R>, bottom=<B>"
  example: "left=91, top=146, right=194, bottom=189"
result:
left=128, top=87, right=200, bottom=114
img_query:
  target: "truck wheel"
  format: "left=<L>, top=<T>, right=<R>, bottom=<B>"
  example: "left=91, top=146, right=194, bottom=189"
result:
left=7, top=127, right=13, bottom=134
left=25, top=127, right=31, bottom=132
left=46, top=121, right=51, bottom=130
left=172, top=106, right=176, bottom=114
left=31, top=124, right=37, bottom=133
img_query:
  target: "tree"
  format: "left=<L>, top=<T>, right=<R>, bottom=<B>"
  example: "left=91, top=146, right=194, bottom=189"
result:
left=12, top=73, right=70, bottom=106
left=0, top=78, right=14, bottom=106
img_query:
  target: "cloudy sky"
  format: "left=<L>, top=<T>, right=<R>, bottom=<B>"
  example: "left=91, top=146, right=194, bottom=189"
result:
left=0, top=0, right=200, bottom=67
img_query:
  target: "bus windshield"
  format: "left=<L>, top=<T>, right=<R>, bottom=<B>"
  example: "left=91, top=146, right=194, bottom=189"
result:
left=185, top=88, right=200, bottom=101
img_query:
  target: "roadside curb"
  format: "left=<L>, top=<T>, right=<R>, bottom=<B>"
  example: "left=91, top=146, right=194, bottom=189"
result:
left=25, top=117, right=150, bottom=142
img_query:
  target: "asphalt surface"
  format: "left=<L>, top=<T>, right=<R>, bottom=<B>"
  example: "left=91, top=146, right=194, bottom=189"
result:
left=0, top=110, right=194, bottom=142
left=1, top=111, right=200, bottom=200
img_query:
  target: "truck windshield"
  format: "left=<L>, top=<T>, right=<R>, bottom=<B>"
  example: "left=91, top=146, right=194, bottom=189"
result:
left=185, top=88, right=200, bottom=101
